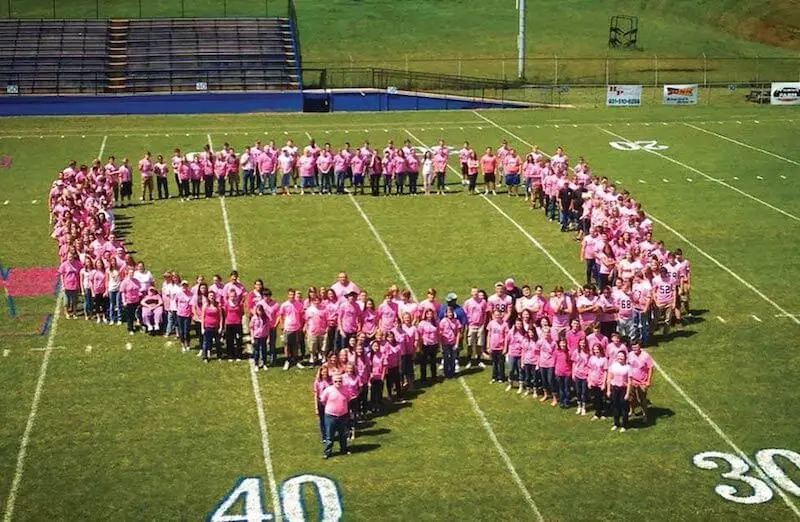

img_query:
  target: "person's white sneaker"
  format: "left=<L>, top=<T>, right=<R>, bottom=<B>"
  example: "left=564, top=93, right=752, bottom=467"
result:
left=96, top=317, right=101, bottom=324
left=465, top=362, right=472, bottom=370
left=610, top=425, right=618, bottom=431
left=283, top=361, right=290, bottom=371
left=532, top=390, right=538, bottom=398
left=619, top=427, right=626, bottom=433
left=492, top=190, right=497, bottom=195
left=478, top=361, right=486, bottom=369
left=438, top=363, right=444, bottom=370
left=455, top=362, right=460, bottom=372
left=505, top=383, right=512, bottom=391
left=575, top=406, right=582, bottom=415
left=517, top=386, right=524, bottom=394
left=522, top=390, right=529, bottom=397
left=296, top=362, right=307, bottom=369
left=581, top=407, right=587, bottom=416
left=129, top=331, right=134, bottom=336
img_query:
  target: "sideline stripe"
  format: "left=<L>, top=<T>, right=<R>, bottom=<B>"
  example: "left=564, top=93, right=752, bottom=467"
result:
left=468, top=111, right=800, bottom=516
left=3, top=134, right=107, bottom=522
left=683, top=123, right=800, bottom=167
left=597, top=126, right=800, bottom=223
left=348, top=193, right=545, bottom=522
left=208, top=133, right=282, bottom=521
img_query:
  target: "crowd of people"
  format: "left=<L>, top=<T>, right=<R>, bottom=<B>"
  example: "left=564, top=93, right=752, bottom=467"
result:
left=52, top=136, right=692, bottom=456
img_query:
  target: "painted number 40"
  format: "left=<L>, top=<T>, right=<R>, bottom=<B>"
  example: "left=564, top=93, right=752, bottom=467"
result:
left=209, top=475, right=343, bottom=522
left=608, top=140, right=669, bottom=151
left=693, top=448, right=800, bottom=504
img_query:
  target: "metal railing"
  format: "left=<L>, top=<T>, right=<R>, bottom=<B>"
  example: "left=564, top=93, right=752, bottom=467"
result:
left=3, top=0, right=288, bottom=19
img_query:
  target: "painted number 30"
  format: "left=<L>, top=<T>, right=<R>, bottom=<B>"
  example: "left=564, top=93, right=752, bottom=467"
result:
left=693, top=448, right=800, bottom=504
left=608, top=140, right=669, bottom=151
left=209, top=475, right=343, bottom=522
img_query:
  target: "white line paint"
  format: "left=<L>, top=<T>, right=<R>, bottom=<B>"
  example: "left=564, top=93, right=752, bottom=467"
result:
left=98, top=135, right=107, bottom=159
left=598, top=127, right=800, bottom=223
left=3, top=200, right=8, bottom=205
left=648, top=213, right=800, bottom=325
left=210, top=130, right=281, bottom=521
left=349, top=191, right=544, bottom=520
left=125, top=342, right=132, bottom=351
left=458, top=379, right=545, bottom=522
left=3, top=292, right=62, bottom=522
left=756, top=175, right=764, bottom=180
left=638, top=179, right=646, bottom=184
left=30, top=200, right=37, bottom=204
left=684, top=123, right=800, bottom=166
left=716, top=316, right=727, bottom=323
left=85, top=345, right=92, bottom=354
left=29, top=346, right=65, bottom=352
left=662, top=179, right=669, bottom=183
left=467, top=111, right=800, bottom=517
left=751, top=314, right=762, bottom=323
left=781, top=175, right=787, bottom=180
left=733, top=176, right=740, bottom=180
left=687, top=178, right=693, bottom=182
left=2, top=349, right=9, bottom=357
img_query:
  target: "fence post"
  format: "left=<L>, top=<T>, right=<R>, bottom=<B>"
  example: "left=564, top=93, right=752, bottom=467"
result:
left=702, top=53, right=707, bottom=87
left=654, top=55, right=658, bottom=86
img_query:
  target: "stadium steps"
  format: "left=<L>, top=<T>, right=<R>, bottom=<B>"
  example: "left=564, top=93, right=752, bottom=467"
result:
left=106, top=19, right=130, bottom=93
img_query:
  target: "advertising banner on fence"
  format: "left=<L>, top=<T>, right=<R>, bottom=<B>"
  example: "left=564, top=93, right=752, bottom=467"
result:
left=663, top=84, right=699, bottom=105
left=770, top=82, right=800, bottom=105
left=606, top=85, right=642, bottom=107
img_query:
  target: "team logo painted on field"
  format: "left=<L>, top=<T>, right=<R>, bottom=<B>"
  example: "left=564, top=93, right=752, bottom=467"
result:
left=209, top=474, right=343, bottom=521
left=0, top=155, right=13, bottom=168
left=692, top=448, right=800, bottom=504
left=608, top=140, right=669, bottom=151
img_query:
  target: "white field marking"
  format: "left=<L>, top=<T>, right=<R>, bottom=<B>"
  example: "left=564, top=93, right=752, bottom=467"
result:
left=781, top=175, right=787, bottom=180
left=85, top=345, right=92, bottom=354
left=348, top=192, right=545, bottom=521
left=30, top=200, right=37, bottom=204
left=756, top=175, right=764, bottom=180
left=210, top=130, right=281, bottom=521
left=3, top=291, right=62, bottom=522
left=716, top=316, right=727, bottom=323
left=648, top=214, right=800, bottom=326
left=733, top=176, right=740, bottom=180
left=751, top=314, right=762, bottom=323
left=686, top=178, right=693, bottom=182
left=598, top=127, right=800, bottom=223
left=344, top=130, right=349, bottom=134
left=755, top=120, right=760, bottom=123
left=2, top=349, right=9, bottom=357
left=737, top=121, right=742, bottom=124
left=3, top=200, right=8, bottom=205
left=125, top=342, right=132, bottom=351
left=468, top=112, right=800, bottom=516
left=458, top=379, right=545, bottom=522
left=98, top=135, right=107, bottom=158
left=684, top=123, right=800, bottom=166
left=638, top=179, right=646, bottom=184
left=29, top=346, right=65, bottom=352
left=663, top=179, right=670, bottom=183
left=81, top=135, right=85, bottom=138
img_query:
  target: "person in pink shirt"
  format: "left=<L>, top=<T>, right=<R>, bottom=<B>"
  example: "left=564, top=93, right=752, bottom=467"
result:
left=316, top=144, right=334, bottom=195
left=486, top=309, right=508, bottom=383
left=432, top=147, right=449, bottom=195
left=319, top=372, right=352, bottom=458
left=117, top=158, right=132, bottom=207
left=222, top=288, right=244, bottom=361
left=652, top=265, right=678, bottom=339
left=572, top=339, right=591, bottom=415
left=416, top=308, right=439, bottom=383
left=173, top=279, right=194, bottom=349
left=554, top=339, right=573, bottom=408
left=537, top=324, right=556, bottom=403
left=382, top=330, right=403, bottom=402
left=330, top=272, right=361, bottom=301
left=58, top=252, right=82, bottom=319
left=377, top=292, right=399, bottom=334
left=521, top=328, right=539, bottom=396
left=506, top=318, right=526, bottom=392
left=480, top=147, right=498, bottom=195
left=463, top=287, right=488, bottom=369
left=119, top=271, right=143, bottom=335
left=337, top=291, right=362, bottom=351
left=313, top=366, right=332, bottom=442
left=250, top=304, right=270, bottom=370
left=304, top=295, right=328, bottom=365
left=438, top=306, right=461, bottom=378
left=201, top=290, right=223, bottom=362
left=368, top=341, right=386, bottom=413
left=627, top=341, right=654, bottom=422
left=342, top=363, right=361, bottom=440
left=607, top=350, right=632, bottom=432
left=140, top=286, right=164, bottom=333
left=138, top=151, right=154, bottom=202
left=588, top=344, right=608, bottom=420
left=88, top=258, right=108, bottom=323
left=298, top=149, right=316, bottom=195
left=153, top=154, right=170, bottom=200
left=278, top=289, right=306, bottom=370
left=333, top=148, right=350, bottom=195
left=580, top=227, right=600, bottom=286
left=350, top=152, right=366, bottom=195
left=565, top=319, right=586, bottom=354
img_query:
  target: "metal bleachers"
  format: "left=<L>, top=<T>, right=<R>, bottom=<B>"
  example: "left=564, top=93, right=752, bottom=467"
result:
left=120, top=18, right=299, bottom=93
left=0, top=19, right=109, bottom=94
left=0, top=17, right=300, bottom=95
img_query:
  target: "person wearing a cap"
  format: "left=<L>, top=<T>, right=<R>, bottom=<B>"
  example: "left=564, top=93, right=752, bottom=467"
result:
left=437, top=292, right=467, bottom=371
left=627, top=341, right=654, bottom=422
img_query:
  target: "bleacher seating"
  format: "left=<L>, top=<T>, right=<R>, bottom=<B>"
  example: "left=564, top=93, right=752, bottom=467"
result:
left=0, top=18, right=300, bottom=95
left=0, top=20, right=109, bottom=94
left=123, top=18, right=299, bottom=93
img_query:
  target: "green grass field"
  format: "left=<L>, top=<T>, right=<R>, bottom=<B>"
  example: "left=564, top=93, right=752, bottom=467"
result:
left=1, top=105, right=799, bottom=521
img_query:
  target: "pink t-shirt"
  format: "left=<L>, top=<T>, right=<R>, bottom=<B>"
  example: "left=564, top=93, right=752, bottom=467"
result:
left=337, top=301, right=361, bottom=334
left=537, top=338, right=556, bottom=368
left=377, top=301, right=399, bottom=332
left=120, top=278, right=142, bottom=304
left=58, top=260, right=82, bottom=291
left=279, top=300, right=303, bottom=333
left=507, top=331, right=525, bottom=357
left=627, top=350, right=653, bottom=385
left=320, top=385, right=350, bottom=416
left=250, top=314, right=268, bottom=339
left=89, top=269, right=107, bottom=294
left=572, top=351, right=590, bottom=380
left=554, top=349, right=572, bottom=377
left=587, top=355, right=608, bottom=388
left=370, top=352, right=386, bottom=380
left=487, top=319, right=508, bottom=351
left=174, top=289, right=193, bottom=317
left=304, top=305, right=328, bottom=336
left=438, top=317, right=460, bottom=345
left=463, top=297, right=487, bottom=327
left=417, top=320, right=439, bottom=346
left=224, top=299, right=244, bottom=325
left=608, top=361, right=630, bottom=387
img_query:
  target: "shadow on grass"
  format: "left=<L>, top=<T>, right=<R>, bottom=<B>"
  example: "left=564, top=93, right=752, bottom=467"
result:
left=359, top=427, right=391, bottom=437
left=630, top=406, right=675, bottom=430
left=349, top=443, right=381, bottom=454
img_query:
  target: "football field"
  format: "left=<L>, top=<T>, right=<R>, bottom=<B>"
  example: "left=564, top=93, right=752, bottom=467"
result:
left=1, top=106, right=799, bottom=521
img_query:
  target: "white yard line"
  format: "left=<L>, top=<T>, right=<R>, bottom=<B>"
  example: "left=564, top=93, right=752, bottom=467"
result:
left=466, top=111, right=800, bottom=517
left=683, top=123, right=800, bottom=167
left=3, top=295, right=62, bottom=522
left=3, top=134, right=108, bottom=522
left=304, top=131, right=313, bottom=140
left=597, top=127, right=800, bottom=223
left=348, top=193, right=544, bottom=521
left=208, top=133, right=281, bottom=521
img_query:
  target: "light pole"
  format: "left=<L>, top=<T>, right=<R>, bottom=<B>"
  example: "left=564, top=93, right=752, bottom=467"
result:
left=517, top=0, right=526, bottom=79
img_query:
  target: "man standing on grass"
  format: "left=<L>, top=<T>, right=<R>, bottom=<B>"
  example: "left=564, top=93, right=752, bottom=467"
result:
left=278, top=288, right=305, bottom=370
left=463, top=287, right=488, bottom=369
left=437, top=293, right=467, bottom=372
left=627, top=341, right=653, bottom=422
left=331, top=272, right=361, bottom=301
left=320, top=373, right=351, bottom=459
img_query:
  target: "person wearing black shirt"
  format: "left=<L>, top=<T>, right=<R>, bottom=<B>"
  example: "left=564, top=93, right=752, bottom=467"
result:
left=558, top=183, right=574, bottom=232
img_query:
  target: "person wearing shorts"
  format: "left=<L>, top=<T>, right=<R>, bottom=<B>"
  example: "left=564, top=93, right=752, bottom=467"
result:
left=480, top=147, right=498, bottom=195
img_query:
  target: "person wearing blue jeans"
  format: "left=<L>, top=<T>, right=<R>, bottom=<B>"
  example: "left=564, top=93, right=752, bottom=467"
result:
left=320, top=375, right=350, bottom=459
left=203, top=326, right=221, bottom=361
left=442, top=343, right=457, bottom=378
left=108, top=289, right=122, bottom=324
left=82, top=287, right=93, bottom=319
left=335, top=170, right=347, bottom=194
